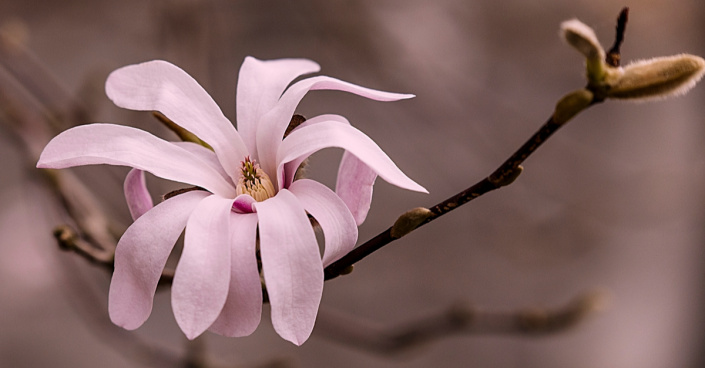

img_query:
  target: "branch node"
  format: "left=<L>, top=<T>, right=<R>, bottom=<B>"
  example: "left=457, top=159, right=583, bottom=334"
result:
left=489, top=165, right=524, bottom=188
left=53, top=224, right=77, bottom=251
left=52, top=224, right=115, bottom=265
left=339, top=265, right=355, bottom=275
left=517, top=289, right=609, bottom=334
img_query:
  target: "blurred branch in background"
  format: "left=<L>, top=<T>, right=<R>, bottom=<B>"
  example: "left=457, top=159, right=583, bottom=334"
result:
left=317, top=290, right=608, bottom=354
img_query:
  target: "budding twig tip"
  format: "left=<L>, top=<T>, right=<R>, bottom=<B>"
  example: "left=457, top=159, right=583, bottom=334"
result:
left=607, top=54, right=705, bottom=101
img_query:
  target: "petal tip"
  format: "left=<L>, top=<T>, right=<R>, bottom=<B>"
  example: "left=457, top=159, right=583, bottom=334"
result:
left=108, top=306, right=147, bottom=331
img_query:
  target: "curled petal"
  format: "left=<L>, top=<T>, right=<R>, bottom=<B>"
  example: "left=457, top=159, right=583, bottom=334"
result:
left=336, top=151, right=377, bottom=225
left=109, top=190, right=209, bottom=330
left=256, top=75, right=414, bottom=180
left=209, top=212, right=262, bottom=337
left=124, top=169, right=154, bottom=221
left=282, top=114, right=350, bottom=188
left=288, top=179, right=358, bottom=266
left=254, top=189, right=323, bottom=345
left=236, top=57, right=320, bottom=156
left=37, top=123, right=236, bottom=197
left=105, top=60, right=248, bottom=183
left=280, top=114, right=377, bottom=225
left=278, top=121, right=426, bottom=194
left=172, top=195, right=234, bottom=339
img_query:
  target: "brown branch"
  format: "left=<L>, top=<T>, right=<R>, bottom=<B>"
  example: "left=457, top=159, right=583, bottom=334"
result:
left=324, top=106, right=598, bottom=280
left=325, top=5, right=643, bottom=280
left=316, top=290, right=607, bottom=354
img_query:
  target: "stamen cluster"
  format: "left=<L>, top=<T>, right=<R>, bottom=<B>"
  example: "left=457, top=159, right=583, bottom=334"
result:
left=236, top=156, right=276, bottom=202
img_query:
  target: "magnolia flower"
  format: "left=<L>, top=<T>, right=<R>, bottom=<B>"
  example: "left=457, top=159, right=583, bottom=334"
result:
left=37, top=57, right=426, bottom=345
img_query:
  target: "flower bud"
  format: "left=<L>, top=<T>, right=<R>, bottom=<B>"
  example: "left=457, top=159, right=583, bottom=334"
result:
left=561, top=19, right=607, bottom=83
left=553, top=89, right=594, bottom=125
left=606, top=54, right=705, bottom=101
left=390, top=207, right=432, bottom=239
left=561, top=19, right=605, bottom=61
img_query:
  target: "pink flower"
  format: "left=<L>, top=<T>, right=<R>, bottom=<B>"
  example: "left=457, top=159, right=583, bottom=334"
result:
left=37, top=57, right=426, bottom=345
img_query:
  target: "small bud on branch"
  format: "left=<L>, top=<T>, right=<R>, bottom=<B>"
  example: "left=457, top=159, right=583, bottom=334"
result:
left=390, top=207, right=433, bottom=239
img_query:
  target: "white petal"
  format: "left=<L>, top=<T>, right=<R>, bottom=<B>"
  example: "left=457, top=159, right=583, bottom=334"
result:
left=109, top=190, right=209, bottom=330
left=123, top=169, right=154, bottom=221
left=172, top=195, right=234, bottom=339
left=209, top=212, right=262, bottom=337
left=236, top=57, right=320, bottom=156
left=256, top=75, right=414, bottom=180
left=37, top=123, right=237, bottom=197
left=288, top=179, right=358, bottom=266
left=278, top=121, right=426, bottom=193
left=254, top=189, right=323, bottom=345
left=105, top=60, right=248, bottom=183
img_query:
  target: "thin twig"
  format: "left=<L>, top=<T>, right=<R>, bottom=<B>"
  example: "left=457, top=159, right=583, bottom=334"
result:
left=324, top=109, right=596, bottom=280
left=316, top=290, right=607, bottom=354
left=606, top=7, right=630, bottom=67
left=53, top=225, right=114, bottom=266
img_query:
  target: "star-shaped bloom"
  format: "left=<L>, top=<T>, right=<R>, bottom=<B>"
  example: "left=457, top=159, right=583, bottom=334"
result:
left=37, top=57, right=426, bottom=345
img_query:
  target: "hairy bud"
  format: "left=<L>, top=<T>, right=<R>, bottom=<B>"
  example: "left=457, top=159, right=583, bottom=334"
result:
left=606, top=54, right=705, bottom=101
left=561, top=19, right=607, bottom=83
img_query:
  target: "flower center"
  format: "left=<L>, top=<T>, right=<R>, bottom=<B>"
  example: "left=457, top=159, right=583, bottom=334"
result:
left=236, top=156, right=275, bottom=202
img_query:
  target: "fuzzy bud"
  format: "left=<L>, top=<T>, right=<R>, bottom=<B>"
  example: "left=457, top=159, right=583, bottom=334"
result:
left=553, top=89, right=594, bottom=125
left=561, top=19, right=607, bottom=83
left=606, top=54, right=705, bottom=101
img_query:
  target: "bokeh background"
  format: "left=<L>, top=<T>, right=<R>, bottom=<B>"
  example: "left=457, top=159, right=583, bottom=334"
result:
left=1, top=0, right=705, bottom=367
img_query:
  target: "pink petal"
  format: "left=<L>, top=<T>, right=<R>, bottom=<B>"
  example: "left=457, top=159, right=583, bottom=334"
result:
left=37, top=123, right=236, bottom=197
left=105, top=60, right=248, bottom=183
left=256, top=75, right=414, bottom=182
left=336, top=151, right=377, bottom=226
left=123, top=169, right=154, bottom=221
left=288, top=179, right=358, bottom=266
left=209, top=212, right=262, bottom=337
left=109, top=190, right=209, bottom=330
left=281, top=114, right=378, bottom=225
left=236, top=57, right=320, bottom=157
left=278, top=121, right=427, bottom=193
left=253, top=189, right=323, bottom=345
left=282, top=114, right=350, bottom=188
left=172, top=195, right=235, bottom=340
left=172, top=141, right=231, bottom=184
left=232, top=194, right=256, bottom=214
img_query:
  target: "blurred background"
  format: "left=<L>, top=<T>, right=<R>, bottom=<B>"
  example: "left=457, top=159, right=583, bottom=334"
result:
left=1, top=0, right=704, bottom=367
